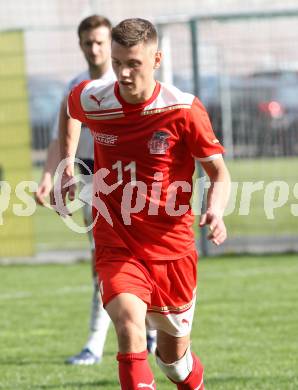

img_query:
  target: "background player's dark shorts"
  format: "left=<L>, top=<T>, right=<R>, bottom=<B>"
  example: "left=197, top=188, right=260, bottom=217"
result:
left=78, top=158, right=94, bottom=175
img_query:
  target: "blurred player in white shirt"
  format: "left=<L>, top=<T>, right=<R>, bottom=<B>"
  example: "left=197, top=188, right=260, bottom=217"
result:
left=36, top=15, right=113, bottom=365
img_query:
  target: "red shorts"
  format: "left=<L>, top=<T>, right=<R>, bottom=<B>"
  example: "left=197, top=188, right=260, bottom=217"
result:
left=95, top=246, right=198, bottom=337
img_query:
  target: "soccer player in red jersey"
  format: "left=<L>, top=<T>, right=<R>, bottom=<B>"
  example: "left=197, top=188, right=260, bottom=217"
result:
left=36, top=15, right=156, bottom=365
left=54, top=18, right=231, bottom=390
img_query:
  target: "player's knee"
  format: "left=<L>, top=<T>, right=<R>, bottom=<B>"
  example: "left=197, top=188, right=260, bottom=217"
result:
left=116, top=318, right=144, bottom=340
left=156, top=345, right=193, bottom=382
left=106, top=294, right=147, bottom=351
left=111, top=304, right=146, bottom=347
left=116, top=319, right=146, bottom=351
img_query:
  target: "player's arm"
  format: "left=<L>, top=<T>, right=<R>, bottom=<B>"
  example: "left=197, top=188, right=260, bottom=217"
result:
left=51, top=95, right=82, bottom=215
left=36, top=89, right=74, bottom=206
left=35, top=138, right=60, bottom=206
left=35, top=97, right=67, bottom=206
left=59, top=95, right=82, bottom=166
left=199, top=156, right=231, bottom=245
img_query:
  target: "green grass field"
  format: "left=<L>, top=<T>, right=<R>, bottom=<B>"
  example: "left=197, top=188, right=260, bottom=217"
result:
left=1, top=254, right=297, bottom=390
left=224, top=157, right=298, bottom=236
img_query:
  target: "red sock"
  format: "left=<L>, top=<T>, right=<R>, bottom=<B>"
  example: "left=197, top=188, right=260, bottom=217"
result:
left=173, top=353, right=204, bottom=390
left=117, top=350, right=156, bottom=390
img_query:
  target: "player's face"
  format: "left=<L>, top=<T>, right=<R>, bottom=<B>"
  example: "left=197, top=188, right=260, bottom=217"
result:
left=111, top=41, right=161, bottom=103
left=79, top=26, right=111, bottom=68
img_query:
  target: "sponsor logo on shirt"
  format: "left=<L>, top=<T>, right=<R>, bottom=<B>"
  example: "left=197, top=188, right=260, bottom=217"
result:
left=148, top=131, right=170, bottom=154
left=92, top=132, right=118, bottom=146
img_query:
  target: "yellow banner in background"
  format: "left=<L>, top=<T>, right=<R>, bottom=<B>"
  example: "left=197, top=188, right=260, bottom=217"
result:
left=0, top=30, right=34, bottom=257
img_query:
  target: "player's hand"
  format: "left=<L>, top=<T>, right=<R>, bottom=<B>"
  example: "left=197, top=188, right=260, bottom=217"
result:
left=50, top=168, right=76, bottom=217
left=199, top=209, right=227, bottom=245
left=35, top=173, right=52, bottom=206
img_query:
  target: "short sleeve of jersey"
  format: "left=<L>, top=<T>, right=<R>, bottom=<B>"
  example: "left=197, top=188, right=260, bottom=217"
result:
left=184, top=97, right=225, bottom=160
left=67, top=80, right=90, bottom=123
left=51, top=77, right=85, bottom=140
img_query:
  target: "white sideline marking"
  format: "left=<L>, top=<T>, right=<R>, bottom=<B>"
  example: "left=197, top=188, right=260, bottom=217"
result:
left=206, top=265, right=298, bottom=279
left=0, top=291, right=32, bottom=300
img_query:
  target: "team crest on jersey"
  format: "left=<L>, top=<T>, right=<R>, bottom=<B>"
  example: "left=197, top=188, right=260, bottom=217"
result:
left=148, top=131, right=170, bottom=154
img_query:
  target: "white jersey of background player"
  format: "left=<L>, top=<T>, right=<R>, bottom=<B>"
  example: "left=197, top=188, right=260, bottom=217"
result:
left=56, top=68, right=115, bottom=364
left=36, top=15, right=114, bottom=365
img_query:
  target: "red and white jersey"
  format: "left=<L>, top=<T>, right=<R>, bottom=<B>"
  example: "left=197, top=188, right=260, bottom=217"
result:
left=68, top=80, right=224, bottom=261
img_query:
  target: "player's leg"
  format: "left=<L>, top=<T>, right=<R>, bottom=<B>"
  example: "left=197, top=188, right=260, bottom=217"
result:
left=146, top=327, right=157, bottom=354
left=83, top=247, right=111, bottom=358
left=66, top=198, right=110, bottom=365
left=147, top=251, right=205, bottom=389
left=97, top=249, right=156, bottom=390
left=156, top=331, right=204, bottom=390
left=106, top=293, right=156, bottom=390
left=82, top=200, right=111, bottom=359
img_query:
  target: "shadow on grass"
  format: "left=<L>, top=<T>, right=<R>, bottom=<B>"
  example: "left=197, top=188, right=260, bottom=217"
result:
left=206, top=374, right=297, bottom=388
left=30, top=380, right=117, bottom=389
left=206, top=375, right=256, bottom=385
left=0, top=351, right=116, bottom=367
left=1, top=381, right=118, bottom=390
left=0, top=360, right=62, bottom=366
left=0, top=347, right=119, bottom=367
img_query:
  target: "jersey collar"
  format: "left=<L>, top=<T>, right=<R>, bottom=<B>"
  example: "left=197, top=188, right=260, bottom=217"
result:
left=114, top=81, right=160, bottom=111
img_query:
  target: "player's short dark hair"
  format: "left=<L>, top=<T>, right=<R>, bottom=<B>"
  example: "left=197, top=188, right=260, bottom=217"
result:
left=78, top=15, right=112, bottom=39
left=111, top=18, right=158, bottom=47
